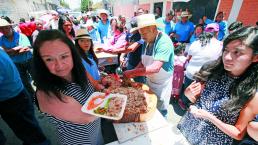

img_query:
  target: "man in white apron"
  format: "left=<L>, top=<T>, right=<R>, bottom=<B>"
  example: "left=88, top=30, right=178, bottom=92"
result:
left=123, top=14, right=174, bottom=117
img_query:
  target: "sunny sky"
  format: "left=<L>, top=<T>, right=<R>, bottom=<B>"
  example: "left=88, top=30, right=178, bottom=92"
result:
left=65, top=0, right=102, bottom=10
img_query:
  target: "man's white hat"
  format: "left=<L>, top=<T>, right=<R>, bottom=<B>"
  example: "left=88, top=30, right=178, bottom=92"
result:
left=130, top=14, right=161, bottom=33
left=177, top=11, right=192, bottom=19
left=0, top=19, right=12, bottom=27
left=98, top=9, right=109, bottom=17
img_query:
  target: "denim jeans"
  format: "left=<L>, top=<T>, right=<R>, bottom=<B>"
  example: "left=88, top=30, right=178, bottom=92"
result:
left=179, top=76, right=194, bottom=108
left=14, top=59, right=35, bottom=98
left=0, top=89, right=50, bottom=145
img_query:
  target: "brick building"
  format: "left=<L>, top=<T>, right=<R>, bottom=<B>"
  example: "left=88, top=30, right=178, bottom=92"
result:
left=110, top=0, right=173, bottom=19
left=218, top=0, right=258, bottom=25
left=110, top=0, right=257, bottom=26
left=139, top=0, right=172, bottom=16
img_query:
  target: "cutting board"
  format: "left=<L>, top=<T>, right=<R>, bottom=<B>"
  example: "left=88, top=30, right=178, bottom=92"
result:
left=113, top=110, right=169, bottom=143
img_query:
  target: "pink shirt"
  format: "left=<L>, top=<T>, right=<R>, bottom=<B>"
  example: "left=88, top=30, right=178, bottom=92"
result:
left=107, top=32, right=127, bottom=49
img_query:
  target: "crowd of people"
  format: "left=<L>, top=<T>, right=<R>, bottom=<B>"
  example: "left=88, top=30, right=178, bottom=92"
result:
left=0, top=7, right=257, bottom=145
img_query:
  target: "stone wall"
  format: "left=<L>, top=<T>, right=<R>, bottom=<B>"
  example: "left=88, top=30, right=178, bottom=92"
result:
left=0, top=0, right=59, bottom=23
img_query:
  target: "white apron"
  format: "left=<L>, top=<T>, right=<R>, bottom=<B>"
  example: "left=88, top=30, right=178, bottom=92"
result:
left=142, top=33, right=172, bottom=111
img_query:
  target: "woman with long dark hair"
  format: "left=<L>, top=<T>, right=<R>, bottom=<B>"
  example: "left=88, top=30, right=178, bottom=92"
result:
left=32, top=30, right=104, bottom=145
left=74, top=29, right=104, bottom=91
left=178, top=26, right=258, bottom=144
left=58, top=15, right=75, bottom=41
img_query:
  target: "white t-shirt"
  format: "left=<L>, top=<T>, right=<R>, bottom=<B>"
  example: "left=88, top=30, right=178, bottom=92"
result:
left=185, top=38, right=223, bottom=79
left=50, top=19, right=58, bottom=29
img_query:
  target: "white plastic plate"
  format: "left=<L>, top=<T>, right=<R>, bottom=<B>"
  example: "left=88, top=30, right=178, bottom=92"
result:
left=81, top=92, right=127, bottom=120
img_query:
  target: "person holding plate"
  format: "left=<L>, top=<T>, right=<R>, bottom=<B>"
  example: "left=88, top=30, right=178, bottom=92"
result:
left=32, top=30, right=104, bottom=145
left=123, top=14, right=174, bottom=117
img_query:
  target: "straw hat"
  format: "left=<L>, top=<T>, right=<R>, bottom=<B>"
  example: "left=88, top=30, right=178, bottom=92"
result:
left=178, top=11, right=192, bottom=19
left=98, top=9, right=109, bottom=17
left=0, top=19, right=12, bottom=27
left=75, top=29, right=92, bottom=40
left=130, top=14, right=160, bottom=33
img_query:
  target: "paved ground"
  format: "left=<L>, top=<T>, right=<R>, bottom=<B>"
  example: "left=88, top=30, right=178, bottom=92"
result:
left=0, top=99, right=187, bottom=145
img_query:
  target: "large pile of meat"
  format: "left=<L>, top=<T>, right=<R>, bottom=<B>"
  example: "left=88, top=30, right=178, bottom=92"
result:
left=101, top=74, right=155, bottom=122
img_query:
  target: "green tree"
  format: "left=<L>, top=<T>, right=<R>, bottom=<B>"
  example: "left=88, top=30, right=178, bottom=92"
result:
left=60, top=0, right=70, bottom=9
left=81, top=0, right=92, bottom=12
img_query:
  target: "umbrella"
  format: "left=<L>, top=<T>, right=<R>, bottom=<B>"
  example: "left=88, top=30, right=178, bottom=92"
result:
left=57, top=8, right=72, bottom=14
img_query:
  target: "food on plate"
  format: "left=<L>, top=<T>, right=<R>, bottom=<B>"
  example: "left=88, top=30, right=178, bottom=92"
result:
left=82, top=92, right=127, bottom=120
left=94, top=107, right=107, bottom=115
left=93, top=97, right=125, bottom=117
left=87, top=95, right=105, bottom=110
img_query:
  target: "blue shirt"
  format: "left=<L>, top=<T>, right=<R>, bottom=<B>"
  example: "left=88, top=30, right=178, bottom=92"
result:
left=156, top=17, right=175, bottom=35
left=82, top=55, right=100, bottom=80
left=97, top=20, right=110, bottom=43
left=190, top=34, right=199, bottom=44
left=127, top=32, right=143, bottom=67
left=89, top=28, right=101, bottom=42
left=0, top=49, right=24, bottom=101
left=173, top=21, right=194, bottom=42
left=217, top=20, right=228, bottom=41
left=0, top=31, right=32, bottom=63
left=205, top=19, right=214, bottom=25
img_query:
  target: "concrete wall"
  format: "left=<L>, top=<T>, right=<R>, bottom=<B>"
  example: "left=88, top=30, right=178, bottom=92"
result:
left=112, top=0, right=138, bottom=18
left=165, top=1, right=172, bottom=14
left=139, top=0, right=172, bottom=16
left=113, top=3, right=136, bottom=18
left=111, top=0, right=172, bottom=19
left=139, top=3, right=151, bottom=11
left=0, top=0, right=59, bottom=23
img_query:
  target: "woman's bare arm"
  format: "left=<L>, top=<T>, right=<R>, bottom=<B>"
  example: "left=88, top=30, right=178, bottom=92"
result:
left=37, top=90, right=98, bottom=124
